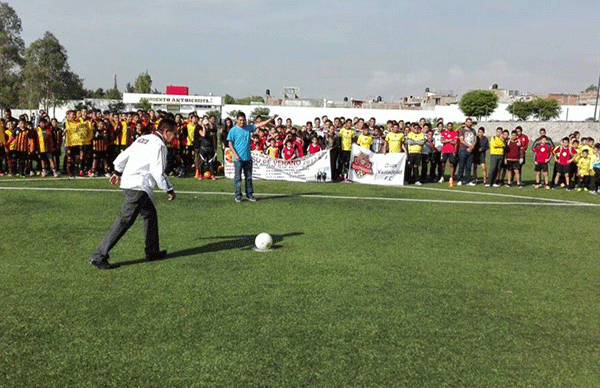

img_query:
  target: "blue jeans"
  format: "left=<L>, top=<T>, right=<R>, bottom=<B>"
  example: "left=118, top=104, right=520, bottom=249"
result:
left=234, top=159, right=254, bottom=199
left=457, top=149, right=474, bottom=183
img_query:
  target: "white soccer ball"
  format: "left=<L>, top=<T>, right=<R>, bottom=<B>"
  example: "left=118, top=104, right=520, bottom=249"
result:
left=255, top=233, right=273, bottom=251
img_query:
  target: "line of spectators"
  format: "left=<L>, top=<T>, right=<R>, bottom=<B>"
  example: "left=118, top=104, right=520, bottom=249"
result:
left=1, top=108, right=599, bottom=193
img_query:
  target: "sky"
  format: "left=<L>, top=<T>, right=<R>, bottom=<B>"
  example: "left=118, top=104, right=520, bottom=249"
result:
left=10, top=0, right=600, bottom=101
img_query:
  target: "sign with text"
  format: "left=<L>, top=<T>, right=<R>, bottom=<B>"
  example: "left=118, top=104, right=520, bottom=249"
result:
left=224, top=148, right=331, bottom=182
left=349, top=144, right=406, bottom=186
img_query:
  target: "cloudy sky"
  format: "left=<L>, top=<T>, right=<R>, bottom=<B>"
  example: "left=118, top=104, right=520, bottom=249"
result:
left=11, top=0, right=600, bottom=101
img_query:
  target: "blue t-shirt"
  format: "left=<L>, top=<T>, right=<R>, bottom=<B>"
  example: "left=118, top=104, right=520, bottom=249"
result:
left=227, top=124, right=256, bottom=161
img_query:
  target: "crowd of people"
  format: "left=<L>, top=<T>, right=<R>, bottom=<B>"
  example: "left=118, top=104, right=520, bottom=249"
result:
left=1, top=107, right=599, bottom=193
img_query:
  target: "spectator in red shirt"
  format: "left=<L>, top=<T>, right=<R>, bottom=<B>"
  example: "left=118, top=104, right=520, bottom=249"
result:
left=553, top=137, right=576, bottom=190
left=504, top=130, right=524, bottom=187
left=532, top=135, right=552, bottom=189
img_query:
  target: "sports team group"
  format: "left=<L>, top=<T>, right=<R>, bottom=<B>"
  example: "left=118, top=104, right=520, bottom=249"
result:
left=1, top=107, right=599, bottom=192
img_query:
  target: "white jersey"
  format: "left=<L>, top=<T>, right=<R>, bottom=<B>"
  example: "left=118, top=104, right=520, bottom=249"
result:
left=113, top=133, right=174, bottom=196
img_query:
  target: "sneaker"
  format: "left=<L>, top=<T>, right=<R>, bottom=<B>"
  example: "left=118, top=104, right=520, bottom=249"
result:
left=88, top=170, right=94, bottom=177
left=584, top=188, right=588, bottom=192
left=90, top=259, right=119, bottom=270
left=415, top=181, right=422, bottom=186
left=484, top=184, right=491, bottom=187
left=41, top=171, right=48, bottom=178
left=53, top=171, right=61, bottom=178
left=449, top=179, right=455, bottom=188
left=211, top=176, right=217, bottom=181
left=344, top=178, right=351, bottom=183
left=247, top=196, right=257, bottom=202
left=467, top=182, right=476, bottom=186
left=517, top=182, right=524, bottom=188
left=235, top=197, right=242, bottom=203
left=577, top=188, right=583, bottom=192
left=29, top=171, right=35, bottom=176
left=456, top=181, right=463, bottom=186
left=146, top=250, right=167, bottom=261
left=545, top=185, right=551, bottom=190
left=534, top=184, right=540, bottom=189
left=438, top=177, right=445, bottom=183
left=79, top=170, right=84, bottom=177
left=503, top=183, right=511, bottom=188
left=493, top=183, right=500, bottom=187
left=590, top=191, right=597, bottom=195
left=566, top=188, right=571, bottom=191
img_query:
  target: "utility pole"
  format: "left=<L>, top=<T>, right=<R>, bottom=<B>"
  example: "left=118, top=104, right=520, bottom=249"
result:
left=594, top=72, right=600, bottom=121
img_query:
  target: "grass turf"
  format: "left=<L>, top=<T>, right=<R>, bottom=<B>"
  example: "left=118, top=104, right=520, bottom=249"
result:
left=1, top=174, right=599, bottom=387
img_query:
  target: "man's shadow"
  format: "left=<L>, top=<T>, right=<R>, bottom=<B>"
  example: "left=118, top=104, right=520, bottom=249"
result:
left=117, top=232, right=303, bottom=267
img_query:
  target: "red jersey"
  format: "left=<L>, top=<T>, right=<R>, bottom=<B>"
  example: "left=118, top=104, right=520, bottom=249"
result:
left=441, top=130, right=459, bottom=153
left=293, top=139, right=304, bottom=157
left=282, top=146, right=297, bottom=160
left=308, top=143, right=322, bottom=154
left=533, top=144, right=552, bottom=163
left=517, top=134, right=529, bottom=151
left=505, top=140, right=522, bottom=160
left=554, top=146, right=576, bottom=165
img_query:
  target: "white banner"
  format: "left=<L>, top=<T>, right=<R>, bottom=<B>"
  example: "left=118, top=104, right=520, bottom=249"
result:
left=224, top=148, right=331, bottom=182
left=348, top=144, right=406, bottom=186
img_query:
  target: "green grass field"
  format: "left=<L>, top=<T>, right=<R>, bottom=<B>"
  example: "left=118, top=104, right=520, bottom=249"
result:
left=1, top=173, right=600, bottom=387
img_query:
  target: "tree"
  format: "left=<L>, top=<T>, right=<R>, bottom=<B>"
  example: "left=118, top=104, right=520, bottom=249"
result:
left=133, top=70, right=152, bottom=94
left=507, top=100, right=534, bottom=121
left=532, top=98, right=561, bottom=121
left=250, top=107, right=270, bottom=122
left=223, top=94, right=235, bottom=104
left=0, top=2, right=25, bottom=109
left=205, top=110, right=221, bottom=119
left=20, top=31, right=77, bottom=111
left=227, top=109, right=242, bottom=119
left=582, top=84, right=597, bottom=93
left=134, top=98, right=151, bottom=111
left=125, top=82, right=135, bottom=93
left=108, top=101, right=126, bottom=111
left=236, top=95, right=264, bottom=105
left=458, top=90, right=499, bottom=119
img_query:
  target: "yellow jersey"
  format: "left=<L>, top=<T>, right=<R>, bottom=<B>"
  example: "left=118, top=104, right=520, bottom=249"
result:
left=489, top=135, right=505, bottom=155
left=357, top=134, right=373, bottom=150
left=577, top=156, right=591, bottom=176
left=406, top=132, right=425, bottom=154
left=339, top=128, right=355, bottom=151
left=385, top=132, right=404, bottom=153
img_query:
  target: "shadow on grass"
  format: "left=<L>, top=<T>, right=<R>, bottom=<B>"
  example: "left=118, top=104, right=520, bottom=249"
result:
left=117, top=232, right=304, bottom=267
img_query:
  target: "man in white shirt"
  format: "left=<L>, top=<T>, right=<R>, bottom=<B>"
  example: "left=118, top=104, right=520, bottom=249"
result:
left=90, top=119, right=177, bottom=269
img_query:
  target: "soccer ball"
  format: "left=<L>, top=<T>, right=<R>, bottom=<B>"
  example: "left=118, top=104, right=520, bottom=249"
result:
left=203, top=171, right=212, bottom=179
left=255, top=233, right=273, bottom=251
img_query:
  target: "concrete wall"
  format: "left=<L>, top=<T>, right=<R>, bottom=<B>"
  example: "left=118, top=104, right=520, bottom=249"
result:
left=478, top=121, right=600, bottom=143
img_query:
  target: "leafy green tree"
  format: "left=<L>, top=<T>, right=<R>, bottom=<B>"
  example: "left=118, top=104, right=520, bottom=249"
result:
left=108, top=101, right=126, bottom=111
left=125, top=82, right=135, bottom=93
left=205, top=110, right=221, bottom=119
left=20, top=31, right=77, bottom=111
left=133, top=71, right=152, bottom=94
left=582, top=84, right=597, bottom=93
left=0, top=2, right=25, bottom=109
left=532, top=98, right=561, bottom=121
left=507, top=100, right=534, bottom=121
left=250, top=107, right=270, bottom=122
left=458, top=90, right=498, bottom=119
left=236, top=95, right=264, bottom=105
left=223, top=94, right=235, bottom=104
left=134, top=98, right=151, bottom=111
left=227, top=109, right=242, bottom=119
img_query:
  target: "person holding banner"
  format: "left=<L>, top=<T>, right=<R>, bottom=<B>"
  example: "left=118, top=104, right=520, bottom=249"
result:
left=227, top=112, right=278, bottom=202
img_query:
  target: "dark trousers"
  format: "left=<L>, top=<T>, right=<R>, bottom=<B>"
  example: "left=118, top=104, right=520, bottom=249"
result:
left=330, top=148, right=340, bottom=181
left=487, top=154, right=504, bottom=185
left=457, top=149, right=474, bottom=183
left=91, top=189, right=159, bottom=261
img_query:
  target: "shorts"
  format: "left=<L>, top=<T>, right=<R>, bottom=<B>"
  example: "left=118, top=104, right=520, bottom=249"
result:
left=66, top=146, right=81, bottom=156
left=557, top=164, right=570, bottom=175
left=407, top=153, right=421, bottom=167
left=39, top=152, right=50, bottom=162
left=93, top=151, right=107, bottom=159
left=473, top=152, right=486, bottom=165
left=441, top=152, right=458, bottom=165
left=8, top=150, right=23, bottom=160
left=506, top=160, right=520, bottom=171
left=534, top=162, right=549, bottom=172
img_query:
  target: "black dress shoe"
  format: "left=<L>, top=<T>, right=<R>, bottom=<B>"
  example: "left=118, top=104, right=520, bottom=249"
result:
left=90, top=259, right=120, bottom=269
left=146, top=250, right=167, bottom=261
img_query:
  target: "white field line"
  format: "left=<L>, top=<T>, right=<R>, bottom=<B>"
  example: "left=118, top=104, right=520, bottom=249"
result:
left=1, top=186, right=599, bottom=207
